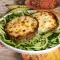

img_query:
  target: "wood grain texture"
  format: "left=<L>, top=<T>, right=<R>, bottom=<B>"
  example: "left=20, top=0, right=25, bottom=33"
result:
left=0, top=0, right=21, bottom=59
left=0, top=43, right=22, bottom=60
left=52, top=7, right=60, bottom=14
left=0, top=0, right=16, bottom=17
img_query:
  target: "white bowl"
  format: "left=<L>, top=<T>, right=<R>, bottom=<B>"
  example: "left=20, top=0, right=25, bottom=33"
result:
left=0, top=10, right=60, bottom=55
left=0, top=39, right=60, bottom=54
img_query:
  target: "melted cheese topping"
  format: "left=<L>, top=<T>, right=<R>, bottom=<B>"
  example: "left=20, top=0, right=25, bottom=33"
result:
left=33, top=11, right=57, bottom=33
left=6, top=16, right=37, bottom=37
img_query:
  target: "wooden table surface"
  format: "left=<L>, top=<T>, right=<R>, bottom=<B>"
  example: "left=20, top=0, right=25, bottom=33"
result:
left=0, top=0, right=60, bottom=60
left=0, top=0, right=22, bottom=60
left=0, top=43, right=22, bottom=60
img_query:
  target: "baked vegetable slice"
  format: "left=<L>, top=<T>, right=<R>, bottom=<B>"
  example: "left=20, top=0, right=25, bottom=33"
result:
left=5, top=16, right=38, bottom=40
left=32, top=11, right=58, bottom=33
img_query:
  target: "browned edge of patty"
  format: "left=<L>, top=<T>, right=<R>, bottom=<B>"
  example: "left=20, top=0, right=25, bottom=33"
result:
left=32, top=11, right=59, bottom=32
left=5, top=15, right=39, bottom=41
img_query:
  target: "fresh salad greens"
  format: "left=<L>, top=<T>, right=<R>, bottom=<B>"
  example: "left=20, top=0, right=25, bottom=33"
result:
left=0, top=10, right=60, bottom=51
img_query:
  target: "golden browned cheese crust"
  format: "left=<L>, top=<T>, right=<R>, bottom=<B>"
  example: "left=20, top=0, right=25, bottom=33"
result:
left=5, top=16, right=38, bottom=40
left=33, top=11, right=58, bottom=33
